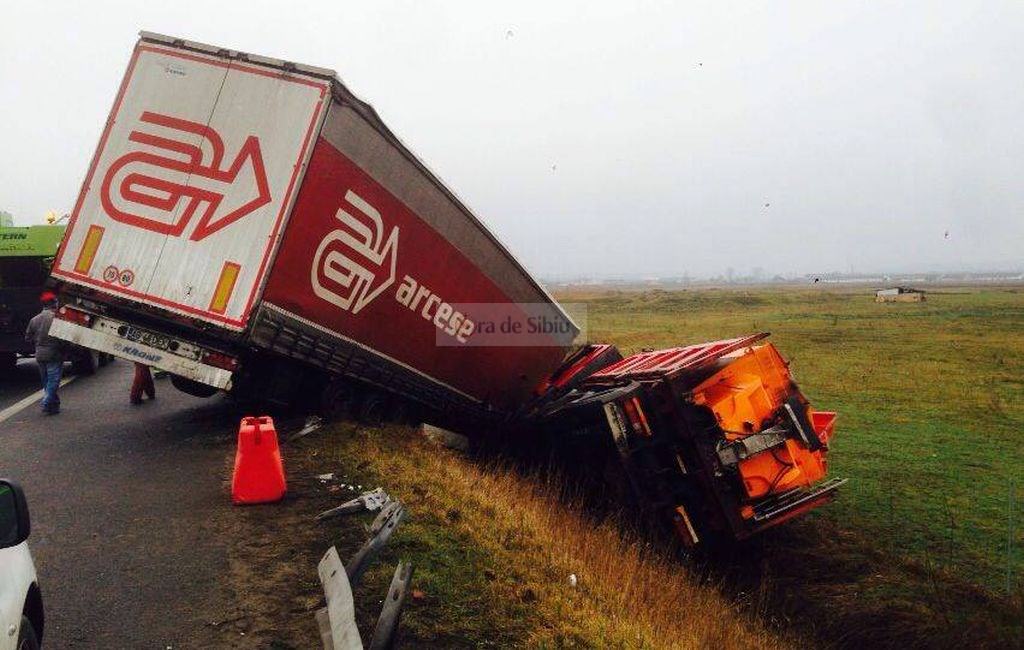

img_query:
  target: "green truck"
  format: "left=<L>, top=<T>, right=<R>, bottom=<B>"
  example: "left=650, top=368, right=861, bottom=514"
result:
left=0, top=224, right=106, bottom=373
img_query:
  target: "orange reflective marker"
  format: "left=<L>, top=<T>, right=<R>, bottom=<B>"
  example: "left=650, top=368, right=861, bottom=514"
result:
left=209, top=261, right=241, bottom=314
left=74, top=225, right=105, bottom=275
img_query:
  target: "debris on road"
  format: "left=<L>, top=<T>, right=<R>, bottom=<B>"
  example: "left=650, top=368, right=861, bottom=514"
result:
left=290, top=415, right=325, bottom=442
left=206, top=613, right=249, bottom=628
left=316, top=487, right=391, bottom=521
left=420, top=423, right=469, bottom=451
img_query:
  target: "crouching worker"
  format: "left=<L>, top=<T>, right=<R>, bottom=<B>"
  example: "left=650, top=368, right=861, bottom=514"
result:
left=130, top=363, right=155, bottom=405
left=25, top=291, right=64, bottom=415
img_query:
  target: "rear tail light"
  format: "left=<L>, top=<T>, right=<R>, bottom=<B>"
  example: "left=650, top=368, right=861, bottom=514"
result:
left=621, top=396, right=652, bottom=436
left=57, top=305, right=93, bottom=327
left=201, top=349, right=238, bottom=371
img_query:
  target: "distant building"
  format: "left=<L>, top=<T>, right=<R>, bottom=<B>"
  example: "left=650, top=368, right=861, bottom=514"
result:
left=875, top=286, right=926, bottom=303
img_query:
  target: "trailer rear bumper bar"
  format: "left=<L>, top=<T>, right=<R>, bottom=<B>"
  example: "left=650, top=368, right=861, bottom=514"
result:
left=49, top=316, right=234, bottom=389
left=752, top=477, right=848, bottom=524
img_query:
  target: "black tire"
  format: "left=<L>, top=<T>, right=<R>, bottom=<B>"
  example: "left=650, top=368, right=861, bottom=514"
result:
left=357, top=390, right=387, bottom=426
left=17, top=615, right=40, bottom=650
left=71, top=349, right=99, bottom=375
left=320, top=379, right=357, bottom=422
left=388, top=398, right=410, bottom=425
left=98, top=352, right=114, bottom=367
left=388, top=398, right=423, bottom=426
left=170, top=374, right=218, bottom=398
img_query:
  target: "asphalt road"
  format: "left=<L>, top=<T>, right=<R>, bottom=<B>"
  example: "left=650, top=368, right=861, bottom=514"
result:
left=0, top=358, right=59, bottom=412
left=1, top=359, right=255, bottom=648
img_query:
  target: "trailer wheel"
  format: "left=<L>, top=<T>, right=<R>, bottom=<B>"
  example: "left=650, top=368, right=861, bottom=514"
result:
left=71, top=349, right=99, bottom=375
left=320, top=379, right=357, bottom=422
left=387, top=398, right=422, bottom=426
left=170, top=374, right=219, bottom=398
left=388, top=398, right=410, bottom=425
left=357, top=390, right=387, bottom=426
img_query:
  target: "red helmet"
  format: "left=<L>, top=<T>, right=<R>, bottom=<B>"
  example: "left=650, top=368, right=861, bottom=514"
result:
left=40, top=291, right=57, bottom=304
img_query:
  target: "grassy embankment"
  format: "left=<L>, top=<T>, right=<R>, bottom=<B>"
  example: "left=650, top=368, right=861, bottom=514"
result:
left=318, top=423, right=790, bottom=649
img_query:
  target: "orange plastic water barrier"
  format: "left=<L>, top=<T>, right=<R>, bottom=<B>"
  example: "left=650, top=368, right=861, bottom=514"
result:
left=231, top=415, right=287, bottom=505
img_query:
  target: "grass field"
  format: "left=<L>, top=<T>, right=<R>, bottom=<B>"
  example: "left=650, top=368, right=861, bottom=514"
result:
left=554, top=284, right=1024, bottom=641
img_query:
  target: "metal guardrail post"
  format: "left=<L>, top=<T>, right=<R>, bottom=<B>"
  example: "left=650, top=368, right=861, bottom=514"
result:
left=368, top=561, right=415, bottom=650
left=318, top=546, right=363, bottom=650
left=346, top=501, right=406, bottom=588
left=317, top=498, right=413, bottom=649
left=317, top=487, right=390, bottom=521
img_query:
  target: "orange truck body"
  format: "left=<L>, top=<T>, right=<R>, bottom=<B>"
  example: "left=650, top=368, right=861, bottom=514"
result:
left=534, top=334, right=844, bottom=545
left=690, top=343, right=833, bottom=503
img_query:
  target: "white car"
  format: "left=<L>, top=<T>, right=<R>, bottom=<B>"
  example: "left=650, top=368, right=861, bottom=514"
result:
left=0, top=480, right=43, bottom=649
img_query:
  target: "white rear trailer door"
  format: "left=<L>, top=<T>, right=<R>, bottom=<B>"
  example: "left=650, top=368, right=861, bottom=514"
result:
left=53, top=40, right=329, bottom=330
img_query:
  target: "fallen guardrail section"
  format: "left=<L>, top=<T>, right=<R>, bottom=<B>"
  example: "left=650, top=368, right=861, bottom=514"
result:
left=316, top=489, right=413, bottom=650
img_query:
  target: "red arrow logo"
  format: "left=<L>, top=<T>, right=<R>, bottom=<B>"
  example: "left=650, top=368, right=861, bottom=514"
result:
left=312, top=190, right=399, bottom=315
left=100, top=111, right=271, bottom=241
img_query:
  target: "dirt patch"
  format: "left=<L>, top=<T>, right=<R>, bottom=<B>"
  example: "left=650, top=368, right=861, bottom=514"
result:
left=199, top=420, right=408, bottom=648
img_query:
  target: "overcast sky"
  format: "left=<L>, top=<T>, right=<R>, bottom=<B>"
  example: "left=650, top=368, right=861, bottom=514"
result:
left=2, top=1, right=1021, bottom=278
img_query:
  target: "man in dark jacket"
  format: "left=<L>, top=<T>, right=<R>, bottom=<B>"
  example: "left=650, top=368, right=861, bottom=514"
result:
left=25, top=292, right=63, bottom=414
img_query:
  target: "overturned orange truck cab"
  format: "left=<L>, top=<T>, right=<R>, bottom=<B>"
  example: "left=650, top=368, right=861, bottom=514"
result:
left=533, top=333, right=845, bottom=545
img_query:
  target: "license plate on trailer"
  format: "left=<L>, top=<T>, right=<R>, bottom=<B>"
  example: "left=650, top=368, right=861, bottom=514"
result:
left=122, top=325, right=171, bottom=350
